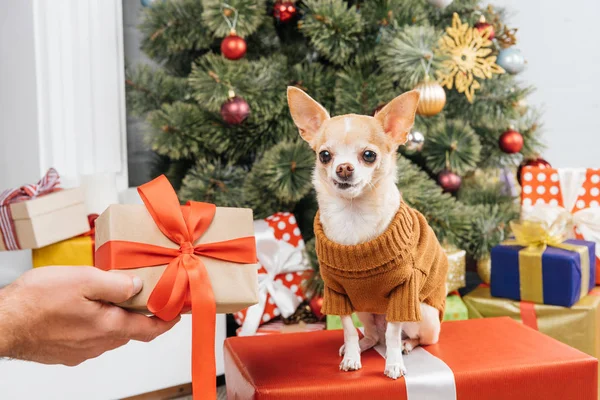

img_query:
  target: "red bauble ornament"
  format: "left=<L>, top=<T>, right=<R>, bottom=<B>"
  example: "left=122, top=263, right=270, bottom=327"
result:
left=309, top=296, right=324, bottom=321
left=499, top=129, right=524, bottom=154
left=475, top=22, right=495, bottom=39
left=438, top=170, right=462, bottom=193
left=274, top=1, right=297, bottom=23
left=220, top=96, right=250, bottom=124
left=517, top=156, right=552, bottom=185
left=221, top=32, right=247, bottom=60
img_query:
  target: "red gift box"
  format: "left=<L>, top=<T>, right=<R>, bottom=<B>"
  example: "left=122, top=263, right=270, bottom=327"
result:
left=235, top=320, right=326, bottom=336
left=521, top=167, right=600, bottom=283
left=234, top=212, right=312, bottom=335
left=224, top=317, right=597, bottom=399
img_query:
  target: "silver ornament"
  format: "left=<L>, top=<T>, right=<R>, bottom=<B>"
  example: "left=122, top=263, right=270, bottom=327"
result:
left=406, top=131, right=425, bottom=152
left=426, top=0, right=453, bottom=8
left=497, top=48, right=526, bottom=75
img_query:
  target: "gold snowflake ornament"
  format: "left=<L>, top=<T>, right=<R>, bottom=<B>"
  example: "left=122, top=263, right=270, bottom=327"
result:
left=436, top=13, right=505, bottom=103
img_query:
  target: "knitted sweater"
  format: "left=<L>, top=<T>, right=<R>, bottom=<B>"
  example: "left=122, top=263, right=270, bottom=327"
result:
left=314, top=202, right=448, bottom=322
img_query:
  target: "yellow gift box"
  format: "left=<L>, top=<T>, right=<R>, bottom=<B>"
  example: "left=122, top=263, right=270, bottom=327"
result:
left=464, top=285, right=600, bottom=359
left=32, top=235, right=94, bottom=268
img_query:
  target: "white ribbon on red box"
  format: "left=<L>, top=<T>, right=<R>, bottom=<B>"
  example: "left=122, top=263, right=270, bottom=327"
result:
left=238, top=218, right=310, bottom=336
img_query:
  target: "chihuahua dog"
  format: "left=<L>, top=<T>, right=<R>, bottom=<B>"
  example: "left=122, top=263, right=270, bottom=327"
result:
left=287, top=87, right=447, bottom=379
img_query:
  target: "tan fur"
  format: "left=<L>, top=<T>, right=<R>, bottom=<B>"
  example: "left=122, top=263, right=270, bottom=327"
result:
left=287, top=86, right=441, bottom=380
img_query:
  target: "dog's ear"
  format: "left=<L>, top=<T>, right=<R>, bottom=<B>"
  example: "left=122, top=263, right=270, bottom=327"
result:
left=374, top=90, right=420, bottom=145
left=287, top=86, right=330, bottom=146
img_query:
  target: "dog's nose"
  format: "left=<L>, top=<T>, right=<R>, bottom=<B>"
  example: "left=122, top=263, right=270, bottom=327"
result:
left=336, top=163, right=354, bottom=179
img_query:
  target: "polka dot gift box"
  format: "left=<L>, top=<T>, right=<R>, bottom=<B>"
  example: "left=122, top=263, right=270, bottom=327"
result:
left=235, top=212, right=312, bottom=335
left=521, top=167, right=600, bottom=284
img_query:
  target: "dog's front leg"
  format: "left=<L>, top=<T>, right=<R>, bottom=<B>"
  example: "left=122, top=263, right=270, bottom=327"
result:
left=339, top=315, right=361, bottom=371
left=384, top=321, right=407, bottom=379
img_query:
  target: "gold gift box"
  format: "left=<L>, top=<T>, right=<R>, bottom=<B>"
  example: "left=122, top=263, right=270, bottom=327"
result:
left=445, top=247, right=466, bottom=295
left=464, top=285, right=600, bottom=359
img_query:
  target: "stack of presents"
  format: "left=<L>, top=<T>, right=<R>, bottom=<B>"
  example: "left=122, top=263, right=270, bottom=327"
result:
left=3, top=167, right=600, bottom=399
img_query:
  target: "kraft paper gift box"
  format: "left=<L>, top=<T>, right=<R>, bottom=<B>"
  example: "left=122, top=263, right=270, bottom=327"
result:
left=95, top=175, right=259, bottom=399
left=224, top=317, right=598, bottom=400
left=32, top=214, right=97, bottom=268
left=95, top=202, right=259, bottom=314
left=520, top=167, right=600, bottom=284
left=464, top=285, right=600, bottom=360
left=0, top=169, right=89, bottom=251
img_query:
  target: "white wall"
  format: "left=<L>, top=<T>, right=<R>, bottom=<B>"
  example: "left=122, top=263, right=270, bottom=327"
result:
left=489, top=0, right=600, bottom=167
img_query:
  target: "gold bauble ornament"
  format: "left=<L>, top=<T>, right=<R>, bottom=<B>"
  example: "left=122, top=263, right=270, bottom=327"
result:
left=414, top=77, right=447, bottom=116
left=477, top=256, right=491, bottom=284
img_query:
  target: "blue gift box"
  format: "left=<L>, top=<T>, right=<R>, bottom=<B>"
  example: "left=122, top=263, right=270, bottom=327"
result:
left=490, top=239, right=596, bottom=307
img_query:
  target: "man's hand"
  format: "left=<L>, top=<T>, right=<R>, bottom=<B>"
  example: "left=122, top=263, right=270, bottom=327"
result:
left=0, top=266, right=180, bottom=366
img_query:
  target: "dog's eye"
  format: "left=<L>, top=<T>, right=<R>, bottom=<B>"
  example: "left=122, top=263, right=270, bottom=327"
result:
left=363, top=150, right=377, bottom=163
left=319, top=150, right=332, bottom=164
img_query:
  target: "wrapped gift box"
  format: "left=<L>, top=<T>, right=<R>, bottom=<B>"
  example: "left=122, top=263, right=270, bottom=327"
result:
left=521, top=167, right=600, bottom=283
left=491, top=238, right=595, bottom=307
left=95, top=202, right=259, bottom=313
left=464, top=285, right=600, bottom=359
left=234, top=212, right=312, bottom=336
left=0, top=187, right=89, bottom=251
left=32, top=214, right=97, bottom=268
left=225, top=317, right=598, bottom=399
left=236, top=320, right=325, bottom=336
left=443, top=293, right=468, bottom=321
left=445, top=246, right=466, bottom=294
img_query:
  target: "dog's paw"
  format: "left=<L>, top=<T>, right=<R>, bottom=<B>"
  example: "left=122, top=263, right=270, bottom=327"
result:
left=339, top=343, right=362, bottom=371
left=384, top=362, right=407, bottom=379
left=340, top=337, right=378, bottom=356
left=384, top=347, right=406, bottom=379
left=402, top=338, right=419, bottom=355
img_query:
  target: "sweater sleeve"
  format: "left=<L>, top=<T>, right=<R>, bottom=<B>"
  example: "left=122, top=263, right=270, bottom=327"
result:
left=386, top=270, right=422, bottom=322
left=321, top=285, right=354, bottom=316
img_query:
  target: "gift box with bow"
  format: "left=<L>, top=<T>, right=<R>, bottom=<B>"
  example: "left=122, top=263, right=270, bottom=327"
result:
left=234, top=212, right=312, bottom=336
left=224, top=317, right=598, bottom=399
left=490, top=218, right=595, bottom=307
left=521, top=167, right=600, bottom=283
left=0, top=168, right=89, bottom=251
left=32, top=214, right=98, bottom=268
left=95, top=175, right=259, bottom=399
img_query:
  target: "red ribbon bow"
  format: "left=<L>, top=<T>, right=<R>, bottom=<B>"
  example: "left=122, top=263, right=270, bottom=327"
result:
left=0, top=168, right=61, bottom=250
left=95, top=175, right=257, bottom=399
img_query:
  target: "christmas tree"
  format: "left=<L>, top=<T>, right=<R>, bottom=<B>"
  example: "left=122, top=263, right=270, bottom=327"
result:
left=127, top=0, right=542, bottom=294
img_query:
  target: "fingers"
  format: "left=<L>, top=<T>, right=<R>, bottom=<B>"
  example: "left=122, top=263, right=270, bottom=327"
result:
left=82, top=268, right=143, bottom=304
left=103, top=306, right=181, bottom=342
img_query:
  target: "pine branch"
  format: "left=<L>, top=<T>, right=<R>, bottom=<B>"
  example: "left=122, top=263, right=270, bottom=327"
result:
left=334, top=62, right=396, bottom=115
left=139, top=0, right=212, bottom=68
left=202, top=0, right=267, bottom=38
left=378, top=25, right=446, bottom=89
left=125, top=64, right=191, bottom=116
left=422, top=119, right=482, bottom=174
left=179, top=159, right=248, bottom=206
left=300, top=0, right=363, bottom=65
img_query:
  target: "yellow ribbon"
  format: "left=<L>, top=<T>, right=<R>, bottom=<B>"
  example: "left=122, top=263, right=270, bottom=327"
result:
left=502, top=217, right=590, bottom=304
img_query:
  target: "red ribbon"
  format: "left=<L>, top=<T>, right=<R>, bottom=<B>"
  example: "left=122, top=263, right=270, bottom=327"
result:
left=95, top=175, right=257, bottom=399
left=0, top=168, right=60, bottom=250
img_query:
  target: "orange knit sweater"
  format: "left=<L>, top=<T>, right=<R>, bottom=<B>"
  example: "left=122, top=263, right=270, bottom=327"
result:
left=314, top=202, right=448, bottom=322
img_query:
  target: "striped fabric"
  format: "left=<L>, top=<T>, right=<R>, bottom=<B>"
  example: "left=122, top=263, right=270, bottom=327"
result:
left=0, top=168, right=60, bottom=250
